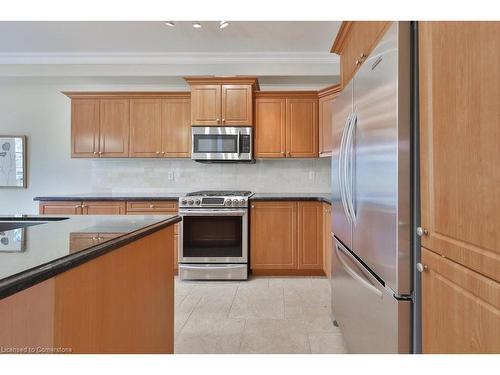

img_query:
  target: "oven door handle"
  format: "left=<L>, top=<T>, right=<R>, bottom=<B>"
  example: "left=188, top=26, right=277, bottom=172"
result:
left=179, top=209, right=247, bottom=216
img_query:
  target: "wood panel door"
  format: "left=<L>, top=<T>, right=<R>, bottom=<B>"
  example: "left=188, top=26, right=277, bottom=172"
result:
left=250, top=201, right=297, bottom=270
left=221, top=84, right=252, bottom=125
left=323, top=203, right=332, bottom=279
left=319, top=94, right=335, bottom=156
left=82, top=201, right=126, bottom=215
left=99, top=99, right=130, bottom=157
left=161, top=98, right=191, bottom=157
left=286, top=98, right=318, bottom=157
left=190, top=84, right=221, bottom=126
left=421, top=248, right=500, bottom=353
left=254, top=98, right=286, bottom=158
left=39, top=201, right=82, bottom=215
left=297, top=202, right=323, bottom=270
left=71, top=99, right=100, bottom=157
left=419, top=22, right=500, bottom=281
left=129, top=99, right=162, bottom=157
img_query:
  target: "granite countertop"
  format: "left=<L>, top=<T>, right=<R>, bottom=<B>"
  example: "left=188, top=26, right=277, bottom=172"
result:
left=0, top=214, right=180, bottom=299
left=34, top=192, right=331, bottom=204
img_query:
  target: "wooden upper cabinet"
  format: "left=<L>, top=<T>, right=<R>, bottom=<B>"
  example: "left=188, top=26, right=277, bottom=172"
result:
left=221, top=84, right=253, bottom=125
left=254, top=98, right=286, bottom=157
left=161, top=98, right=191, bottom=157
left=318, top=86, right=340, bottom=157
left=190, top=85, right=222, bottom=125
left=297, top=202, right=323, bottom=270
left=129, top=99, right=162, bottom=157
left=39, top=201, right=83, bottom=215
left=331, top=21, right=391, bottom=87
left=419, top=22, right=500, bottom=281
left=250, top=201, right=297, bottom=270
left=99, top=99, right=130, bottom=157
left=421, top=248, right=500, bottom=353
left=286, top=98, right=318, bottom=157
left=71, top=99, right=100, bottom=157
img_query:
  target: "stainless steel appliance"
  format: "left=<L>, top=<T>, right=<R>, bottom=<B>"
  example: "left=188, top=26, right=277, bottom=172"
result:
left=178, top=190, right=252, bottom=280
left=330, top=22, right=412, bottom=353
left=191, top=126, right=252, bottom=162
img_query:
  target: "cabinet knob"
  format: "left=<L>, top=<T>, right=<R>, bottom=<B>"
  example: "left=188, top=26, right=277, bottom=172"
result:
left=287, top=152, right=291, bottom=157
left=222, top=118, right=225, bottom=123
left=416, top=227, right=429, bottom=237
left=81, top=204, right=87, bottom=208
left=149, top=204, right=155, bottom=209
left=216, top=118, right=220, bottom=123
left=98, top=151, right=103, bottom=155
left=359, top=52, right=367, bottom=59
left=74, top=205, right=81, bottom=209
left=251, top=205, right=255, bottom=208
left=281, top=152, right=286, bottom=156
left=93, top=151, right=98, bottom=155
left=156, top=151, right=160, bottom=155
left=416, top=263, right=428, bottom=273
left=355, top=59, right=360, bottom=65
left=161, top=151, right=165, bottom=155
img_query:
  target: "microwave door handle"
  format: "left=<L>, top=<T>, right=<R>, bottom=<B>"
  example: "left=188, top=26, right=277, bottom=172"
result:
left=237, top=130, right=241, bottom=156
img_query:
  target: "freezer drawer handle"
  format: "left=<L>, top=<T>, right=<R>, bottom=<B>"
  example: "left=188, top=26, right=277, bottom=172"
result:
left=335, top=243, right=382, bottom=298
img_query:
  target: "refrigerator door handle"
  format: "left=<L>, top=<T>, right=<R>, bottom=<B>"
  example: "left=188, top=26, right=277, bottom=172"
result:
left=345, top=111, right=357, bottom=222
left=339, top=113, right=353, bottom=223
left=335, top=242, right=382, bottom=298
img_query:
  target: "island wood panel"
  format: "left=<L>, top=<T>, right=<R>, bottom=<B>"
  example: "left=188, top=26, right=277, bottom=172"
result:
left=129, top=99, right=162, bottom=157
left=39, top=201, right=83, bottom=215
left=254, top=98, right=286, bottom=157
left=286, top=98, right=318, bottom=157
left=82, top=201, right=126, bottom=215
left=99, top=99, right=130, bottom=157
left=322, top=203, right=333, bottom=279
left=190, top=84, right=221, bottom=125
left=419, top=22, right=500, bottom=281
left=250, top=201, right=297, bottom=270
left=54, top=226, right=174, bottom=353
left=421, top=247, right=500, bottom=353
left=297, top=201, right=323, bottom=270
left=221, top=84, right=253, bottom=125
left=71, top=99, right=100, bottom=157
left=0, top=278, right=55, bottom=351
left=161, top=98, right=191, bottom=157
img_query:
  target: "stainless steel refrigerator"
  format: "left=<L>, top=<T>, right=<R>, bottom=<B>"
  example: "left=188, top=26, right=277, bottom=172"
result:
left=330, top=22, right=412, bottom=353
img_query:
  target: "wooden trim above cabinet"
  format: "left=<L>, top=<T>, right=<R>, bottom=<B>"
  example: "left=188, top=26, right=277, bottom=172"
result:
left=63, top=92, right=190, bottom=99
left=254, top=91, right=318, bottom=99
left=184, top=76, right=259, bottom=91
left=317, top=84, right=341, bottom=98
left=330, top=21, right=354, bottom=54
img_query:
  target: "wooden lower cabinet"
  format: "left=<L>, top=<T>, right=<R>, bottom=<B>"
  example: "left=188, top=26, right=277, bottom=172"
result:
left=39, top=201, right=125, bottom=215
left=39, top=201, right=83, bottom=215
left=82, top=201, right=126, bottom=215
left=250, top=201, right=324, bottom=275
left=322, top=203, right=332, bottom=279
left=421, top=247, right=500, bottom=353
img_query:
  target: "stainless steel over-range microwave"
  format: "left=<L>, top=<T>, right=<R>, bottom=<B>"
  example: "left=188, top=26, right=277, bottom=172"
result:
left=191, top=126, right=252, bottom=162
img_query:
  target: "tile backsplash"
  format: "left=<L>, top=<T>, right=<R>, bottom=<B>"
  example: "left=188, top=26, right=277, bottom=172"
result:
left=91, top=158, right=331, bottom=193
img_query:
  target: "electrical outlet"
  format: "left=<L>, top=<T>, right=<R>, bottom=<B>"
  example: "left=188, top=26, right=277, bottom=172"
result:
left=167, top=171, right=175, bottom=181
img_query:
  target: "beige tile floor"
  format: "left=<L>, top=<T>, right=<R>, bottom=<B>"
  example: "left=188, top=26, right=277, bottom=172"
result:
left=174, top=276, right=348, bottom=354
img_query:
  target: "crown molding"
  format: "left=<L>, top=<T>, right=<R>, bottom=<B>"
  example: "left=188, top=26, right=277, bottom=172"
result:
left=0, top=52, right=340, bottom=65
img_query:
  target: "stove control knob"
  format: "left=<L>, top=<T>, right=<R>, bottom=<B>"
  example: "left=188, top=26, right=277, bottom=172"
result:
left=188, top=199, right=194, bottom=205
left=232, top=199, right=239, bottom=206
left=239, top=199, right=245, bottom=206
left=181, top=199, right=187, bottom=205
left=225, top=200, right=232, bottom=206
left=195, top=199, right=201, bottom=205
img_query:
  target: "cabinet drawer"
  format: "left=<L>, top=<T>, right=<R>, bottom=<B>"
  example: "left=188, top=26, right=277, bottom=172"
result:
left=126, top=201, right=178, bottom=213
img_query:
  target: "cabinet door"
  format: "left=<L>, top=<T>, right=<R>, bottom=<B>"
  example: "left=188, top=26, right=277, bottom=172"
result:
left=250, top=201, right=297, bottom=270
left=297, top=202, right=323, bottom=270
left=71, top=99, right=100, bottom=157
left=39, top=201, right=82, bottom=215
left=286, top=98, right=318, bottom=157
left=254, top=98, right=286, bottom=158
left=341, top=21, right=390, bottom=87
left=82, top=201, right=126, bottom=215
left=129, top=99, right=162, bottom=157
left=419, top=22, right=500, bottom=281
left=190, top=85, right=221, bottom=125
left=99, top=99, right=130, bottom=157
left=421, top=248, right=500, bottom=353
left=319, top=94, right=335, bottom=156
left=221, top=84, right=252, bottom=125
left=323, top=203, right=332, bottom=279
left=161, top=98, right=191, bottom=157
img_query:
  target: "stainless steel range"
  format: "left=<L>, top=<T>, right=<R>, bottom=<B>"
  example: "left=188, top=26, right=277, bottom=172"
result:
left=178, top=190, right=252, bottom=280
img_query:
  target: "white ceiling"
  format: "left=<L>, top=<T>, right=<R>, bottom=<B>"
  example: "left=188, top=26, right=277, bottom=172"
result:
left=0, top=21, right=341, bottom=53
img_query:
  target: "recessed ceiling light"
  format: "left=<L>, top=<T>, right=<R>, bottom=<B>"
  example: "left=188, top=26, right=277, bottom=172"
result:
left=219, top=21, right=229, bottom=29
left=164, top=21, right=175, bottom=27
left=192, top=22, right=202, bottom=29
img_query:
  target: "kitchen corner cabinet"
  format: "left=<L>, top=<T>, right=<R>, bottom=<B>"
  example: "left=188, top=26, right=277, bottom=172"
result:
left=71, top=98, right=129, bottom=158
left=254, top=93, right=318, bottom=158
left=331, top=21, right=391, bottom=88
left=250, top=201, right=324, bottom=275
left=318, top=85, right=341, bottom=157
left=421, top=248, right=500, bottom=353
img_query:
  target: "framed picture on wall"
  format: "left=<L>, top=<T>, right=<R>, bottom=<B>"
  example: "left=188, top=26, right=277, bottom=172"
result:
left=0, top=135, right=26, bottom=188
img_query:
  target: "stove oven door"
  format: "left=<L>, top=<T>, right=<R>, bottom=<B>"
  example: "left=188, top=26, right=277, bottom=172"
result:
left=179, top=209, right=248, bottom=263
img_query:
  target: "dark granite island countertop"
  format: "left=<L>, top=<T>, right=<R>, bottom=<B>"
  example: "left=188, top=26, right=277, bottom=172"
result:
left=250, top=193, right=331, bottom=204
left=0, top=214, right=181, bottom=299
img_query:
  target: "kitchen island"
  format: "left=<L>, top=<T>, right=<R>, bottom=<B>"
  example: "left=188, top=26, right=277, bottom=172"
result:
left=0, top=214, right=180, bottom=354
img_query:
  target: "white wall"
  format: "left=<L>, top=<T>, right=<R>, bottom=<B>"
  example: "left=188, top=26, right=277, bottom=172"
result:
left=0, top=78, right=331, bottom=215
